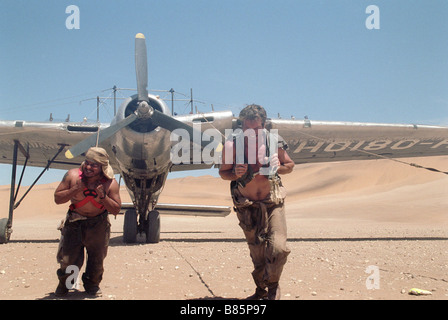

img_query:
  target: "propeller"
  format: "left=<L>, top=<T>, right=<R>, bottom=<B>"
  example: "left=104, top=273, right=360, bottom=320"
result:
left=65, top=33, right=221, bottom=160
left=133, top=34, right=209, bottom=142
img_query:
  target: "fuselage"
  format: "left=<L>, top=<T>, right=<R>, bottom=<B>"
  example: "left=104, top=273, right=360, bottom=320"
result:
left=110, top=94, right=172, bottom=213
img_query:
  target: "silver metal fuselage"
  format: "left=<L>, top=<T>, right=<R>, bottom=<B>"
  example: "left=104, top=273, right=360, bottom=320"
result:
left=110, top=94, right=172, bottom=212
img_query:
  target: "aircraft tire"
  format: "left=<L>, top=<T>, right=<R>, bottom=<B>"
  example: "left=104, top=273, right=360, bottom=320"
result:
left=123, top=209, right=138, bottom=243
left=0, top=218, right=11, bottom=244
left=146, top=210, right=160, bottom=243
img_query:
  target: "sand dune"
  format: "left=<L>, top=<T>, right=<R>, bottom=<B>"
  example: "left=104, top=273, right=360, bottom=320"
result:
left=1, top=155, right=447, bottom=223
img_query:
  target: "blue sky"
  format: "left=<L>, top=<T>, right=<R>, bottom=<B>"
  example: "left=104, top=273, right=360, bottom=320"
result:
left=0, top=0, right=447, bottom=185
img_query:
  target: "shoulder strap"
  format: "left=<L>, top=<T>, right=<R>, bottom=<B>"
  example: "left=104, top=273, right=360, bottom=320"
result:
left=69, top=188, right=105, bottom=211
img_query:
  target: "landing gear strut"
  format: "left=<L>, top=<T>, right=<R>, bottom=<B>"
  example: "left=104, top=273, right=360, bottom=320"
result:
left=0, top=140, right=66, bottom=244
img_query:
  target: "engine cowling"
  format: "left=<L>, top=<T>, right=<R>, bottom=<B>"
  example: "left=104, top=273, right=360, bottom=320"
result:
left=109, top=94, right=172, bottom=178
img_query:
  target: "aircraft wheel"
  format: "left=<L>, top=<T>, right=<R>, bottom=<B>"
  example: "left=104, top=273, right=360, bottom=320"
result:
left=0, top=218, right=11, bottom=244
left=145, top=210, right=160, bottom=244
left=123, top=209, right=137, bottom=243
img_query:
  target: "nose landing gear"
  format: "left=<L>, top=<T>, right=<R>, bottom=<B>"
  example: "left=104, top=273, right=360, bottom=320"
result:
left=123, top=208, right=160, bottom=244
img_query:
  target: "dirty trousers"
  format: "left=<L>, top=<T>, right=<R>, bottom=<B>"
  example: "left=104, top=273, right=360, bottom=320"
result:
left=233, top=195, right=290, bottom=292
left=56, top=211, right=110, bottom=290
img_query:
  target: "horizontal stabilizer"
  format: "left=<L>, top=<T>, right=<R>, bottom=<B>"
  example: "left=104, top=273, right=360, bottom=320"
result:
left=120, top=203, right=231, bottom=217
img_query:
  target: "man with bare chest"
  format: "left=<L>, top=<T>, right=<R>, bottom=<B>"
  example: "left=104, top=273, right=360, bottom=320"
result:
left=54, top=147, right=121, bottom=297
left=219, top=104, right=294, bottom=300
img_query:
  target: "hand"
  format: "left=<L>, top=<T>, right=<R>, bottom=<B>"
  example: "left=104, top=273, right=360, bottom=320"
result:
left=234, top=164, right=248, bottom=178
left=270, top=153, right=280, bottom=170
left=96, top=184, right=106, bottom=199
left=257, top=143, right=268, bottom=165
left=259, top=153, right=280, bottom=176
left=71, top=179, right=85, bottom=195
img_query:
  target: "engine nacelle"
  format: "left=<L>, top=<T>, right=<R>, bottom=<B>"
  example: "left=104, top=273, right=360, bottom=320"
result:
left=109, top=94, right=172, bottom=179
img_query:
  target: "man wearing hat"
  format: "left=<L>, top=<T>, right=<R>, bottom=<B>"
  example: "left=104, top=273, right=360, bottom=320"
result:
left=54, top=147, right=121, bottom=297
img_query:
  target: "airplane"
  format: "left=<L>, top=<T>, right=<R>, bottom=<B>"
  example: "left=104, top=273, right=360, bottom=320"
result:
left=1, top=33, right=448, bottom=244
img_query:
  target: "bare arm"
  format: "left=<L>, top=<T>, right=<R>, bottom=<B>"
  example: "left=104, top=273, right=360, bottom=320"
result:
left=54, top=169, right=84, bottom=204
left=276, top=148, right=295, bottom=175
left=97, top=179, right=122, bottom=215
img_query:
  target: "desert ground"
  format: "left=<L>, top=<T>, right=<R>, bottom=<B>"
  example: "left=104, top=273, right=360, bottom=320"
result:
left=0, top=156, right=447, bottom=301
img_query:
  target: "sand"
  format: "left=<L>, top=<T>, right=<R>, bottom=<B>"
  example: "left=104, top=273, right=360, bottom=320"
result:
left=0, top=156, right=447, bottom=300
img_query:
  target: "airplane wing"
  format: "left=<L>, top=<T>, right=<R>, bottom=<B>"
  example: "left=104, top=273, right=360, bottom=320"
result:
left=169, top=114, right=448, bottom=171
left=0, top=110, right=235, bottom=173
left=0, top=120, right=115, bottom=170
left=270, top=118, right=448, bottom=164
left=1, top=116, right=447, bottom=172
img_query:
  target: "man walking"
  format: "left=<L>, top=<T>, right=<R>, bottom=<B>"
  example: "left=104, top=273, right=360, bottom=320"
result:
left=219, top=104, right=294, bottom=300
left=54, top=147, right=121, bottom=297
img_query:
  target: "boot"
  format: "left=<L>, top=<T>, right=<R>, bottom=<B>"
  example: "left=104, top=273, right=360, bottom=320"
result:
left=245, top=287, right=268, bottom=300
left=82, top=273, right=102, bottom=297
left=55, top=269, right=69, bottom=297
left=54, top=282, right=69, bottom=297
left=84, top=286, right=102, bottom=297
left=267, top=285, right=281, bottom=300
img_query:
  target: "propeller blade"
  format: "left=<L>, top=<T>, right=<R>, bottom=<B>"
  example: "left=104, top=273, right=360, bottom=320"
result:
left=65, top=113, right=138, bottom=159
left=135, top=33, right=148, bottom=102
